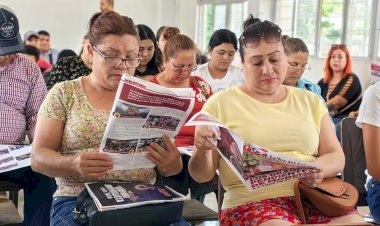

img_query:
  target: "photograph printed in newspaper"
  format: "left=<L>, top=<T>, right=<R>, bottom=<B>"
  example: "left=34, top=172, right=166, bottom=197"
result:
left=99, top=75, right=195, bottom=170
left=0, top=145, right=31, bottom=173
left=185, top=111, right=319, bottom=191
left=85, top=182, right=186, bottom=211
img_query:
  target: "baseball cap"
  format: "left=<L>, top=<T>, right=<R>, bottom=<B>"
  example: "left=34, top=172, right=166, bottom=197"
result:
left=0, top=5, right=23, bottom=56
left=24, top=30, right=39, bottom=42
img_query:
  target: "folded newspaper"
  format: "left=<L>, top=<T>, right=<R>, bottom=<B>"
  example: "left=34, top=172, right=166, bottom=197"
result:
left=85, top=182, right=186, bottom=211
left=185, top=112, right=319, bottom=191
left=0, top=145, right=31, bottom=173
left=99, top=75, right=195, bottom=170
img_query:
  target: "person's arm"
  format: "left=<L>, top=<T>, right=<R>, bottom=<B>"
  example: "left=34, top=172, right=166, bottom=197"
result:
left=188, top=125, right=220, bottom=183
left=300, top=114, right=345, bottom=187
left=25, top=65, right=48, bottom=142
left=31, top=116, right=113, bottom=179
left=146, top=135, right=183, bottom=177
left=326, top=74, right=361, bottom=116
left=362, top=123, right=380, bottom=181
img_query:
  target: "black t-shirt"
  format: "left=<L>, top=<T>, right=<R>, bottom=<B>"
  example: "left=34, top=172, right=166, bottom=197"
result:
left=134, top=66, right=160, bottom=78
left=318, top=73, right=362, bottom=116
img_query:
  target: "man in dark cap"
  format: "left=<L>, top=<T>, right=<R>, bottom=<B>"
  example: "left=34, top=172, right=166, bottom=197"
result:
left=0, top=5, right=55, bottom=226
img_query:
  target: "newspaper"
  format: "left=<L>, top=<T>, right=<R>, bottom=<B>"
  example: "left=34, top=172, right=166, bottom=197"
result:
left=85, top=182, right=186, bottom=212
left=0, top=145, right=31, bottom=173
left=186, top=112, right=319, bottom=191
left=99, top=75, right=195, bottom=170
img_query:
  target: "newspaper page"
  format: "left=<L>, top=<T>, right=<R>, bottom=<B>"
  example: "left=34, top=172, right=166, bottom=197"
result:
left=0, top=145, right=31, bottom=173
left=85, top=182, right=186, bottom=211
left=100, top=75, right=195, bottom=170
left=186, top=111, right=319, bottom=191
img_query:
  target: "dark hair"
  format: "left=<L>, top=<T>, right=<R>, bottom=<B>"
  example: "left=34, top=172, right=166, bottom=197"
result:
left=164, top=34, right=197, bottom=62
left=156, top=26, right=168, bottom=41
left=239, top=15, right=284, bottom=61
left=208, top=29, right=238, bottom=50
left=283, top=36, right=309, bottom=55
left=38, top=30, right=50, bottom=37
left=22, top=45, right=40, bottom=61
left=196, top=53, right=209, bottom=65
left=57, top=49, right=77, bottom=61
left=88, top=11, right=137, bottom=46
left=137, top=24, right=159, bottom=69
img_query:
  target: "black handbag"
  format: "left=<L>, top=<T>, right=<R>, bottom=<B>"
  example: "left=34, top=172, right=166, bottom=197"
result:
left=73, top=188, right=184, bottom=226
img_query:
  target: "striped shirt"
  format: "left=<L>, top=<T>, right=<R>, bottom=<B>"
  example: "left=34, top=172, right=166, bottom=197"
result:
left=0, top=54, right=47, bottom=144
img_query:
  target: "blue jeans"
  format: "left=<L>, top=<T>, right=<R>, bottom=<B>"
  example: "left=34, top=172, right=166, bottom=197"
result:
left=51, top=196, right=81, bottom=226
left=51, top=196, right=189, bottom=226
left=0, top=166, right=56, bottom=226
left=367, top=178, right=380, bottom=222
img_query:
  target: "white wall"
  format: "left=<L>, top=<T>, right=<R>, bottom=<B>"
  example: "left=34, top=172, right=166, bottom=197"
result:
left=2, top=0, right=196, bottom=54
left=2, top=0, right=372, bottom=90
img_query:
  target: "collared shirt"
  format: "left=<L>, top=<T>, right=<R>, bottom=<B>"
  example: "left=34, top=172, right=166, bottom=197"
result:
left=40, top=48, right=59, bottom=65
left=0, top=54, right=47, bottom=144
left=297, top=77, right=323, bottom=99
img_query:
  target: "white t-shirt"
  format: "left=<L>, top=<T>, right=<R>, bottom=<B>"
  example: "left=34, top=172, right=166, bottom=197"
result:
left=356, top=81, right=380, bottom=190
left=193, top=62, right=244, bottom=93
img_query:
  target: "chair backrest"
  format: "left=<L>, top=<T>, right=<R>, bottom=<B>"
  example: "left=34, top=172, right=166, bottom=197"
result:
left=340, top=117, right=368, bottom=206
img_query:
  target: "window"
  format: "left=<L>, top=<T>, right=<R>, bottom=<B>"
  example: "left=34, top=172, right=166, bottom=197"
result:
left=195, top=1, right=248, bottom=51
left=274, top=0, right=374, bottom=58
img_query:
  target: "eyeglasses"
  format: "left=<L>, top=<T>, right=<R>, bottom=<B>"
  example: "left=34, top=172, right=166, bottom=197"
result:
left=240, top=28, right=282, bottom=48
left=331, top=44, right=346, bottom=49
left=92, top=46, right=141, bottom=68
left=288, top=63, right=311, bottom=72
left=169, top=62, right=197, bottom=73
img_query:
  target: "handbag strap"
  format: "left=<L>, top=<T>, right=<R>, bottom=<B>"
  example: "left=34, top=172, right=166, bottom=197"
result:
left=294, top=180, right=306, bottom=224
left=75, top=189, right=89, bottom=212
left=336, top=93, right=362, bottom=115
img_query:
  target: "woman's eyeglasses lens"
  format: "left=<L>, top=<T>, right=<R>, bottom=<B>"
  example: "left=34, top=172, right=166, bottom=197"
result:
left=170, top=63, right=197, bottom=73
left=93, top=46, right=141, bottom=68
left=288, top=64, right=311, bottom=72
left=241, top=30, right=282, bottom=48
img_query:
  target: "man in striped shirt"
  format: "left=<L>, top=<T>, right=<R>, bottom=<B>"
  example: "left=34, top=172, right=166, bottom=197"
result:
left=0, top=5, right=55, bottom=226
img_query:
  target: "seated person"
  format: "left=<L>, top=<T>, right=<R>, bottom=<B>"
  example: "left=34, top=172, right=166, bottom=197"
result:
left=149, top=33, right=215, bottom=202
left=0, top=6, right=55, bottom=226
left=188, top=15, right=364, bottom=225
left=356, top=81, right=380, bottom=222
left=31, top=12, right=183, bottom=226
left=317, top=44, right=362, bottom=126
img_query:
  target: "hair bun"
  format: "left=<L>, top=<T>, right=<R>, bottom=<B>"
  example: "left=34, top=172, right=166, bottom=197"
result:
left=242, top=14, right=262, bottom=31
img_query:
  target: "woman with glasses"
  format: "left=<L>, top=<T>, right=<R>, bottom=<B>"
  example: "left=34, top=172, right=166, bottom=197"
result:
left=317, top=44, right=362, bottom=125
left=194, top=29, right=244, bottom=93
left=135, top=24, right=161, bottom=81
left=31, top=12, right=184, bottom=226
left=283, top=36, right=323, bottom=99
left=189, top=15, right=364, bottom=225
left=150, top=34, right=215, bottom=201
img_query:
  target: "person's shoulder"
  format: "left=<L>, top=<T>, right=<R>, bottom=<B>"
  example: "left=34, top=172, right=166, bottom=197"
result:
left=51, top=76, right=82, bottom=93
left=193, top=63, right=208, bottom=77
left=365, top=81, right=380, bottom=97
left=289, top=85, right=320, bottom=100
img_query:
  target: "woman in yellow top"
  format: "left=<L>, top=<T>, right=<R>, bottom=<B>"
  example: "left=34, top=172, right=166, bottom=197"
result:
left=188, top=15, right=364, bottom=225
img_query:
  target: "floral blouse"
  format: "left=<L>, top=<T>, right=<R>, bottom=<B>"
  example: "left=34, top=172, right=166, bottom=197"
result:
left=38, top=77, right=155, bottom=197
left=44, top=56, right=91, bottom=90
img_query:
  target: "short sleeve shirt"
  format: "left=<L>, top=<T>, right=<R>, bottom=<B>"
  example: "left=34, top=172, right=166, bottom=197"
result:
left=38, top=77, right=155, bottom=197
